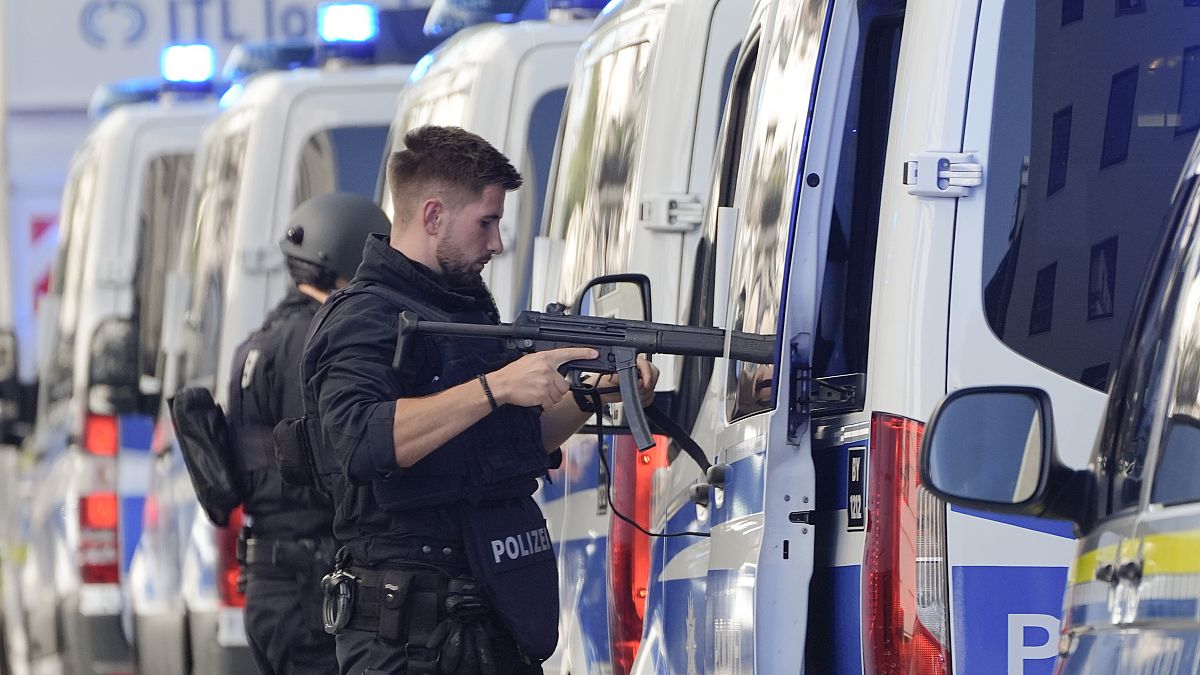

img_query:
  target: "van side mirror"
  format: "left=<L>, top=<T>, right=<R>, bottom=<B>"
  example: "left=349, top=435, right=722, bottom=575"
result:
left=920, top=386, right=1092, bottom=530
left=571, top=273, right=652, bottom=321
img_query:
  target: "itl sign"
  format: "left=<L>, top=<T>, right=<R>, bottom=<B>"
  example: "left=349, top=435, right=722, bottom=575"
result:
left=3, top=0, right=327, bottom=110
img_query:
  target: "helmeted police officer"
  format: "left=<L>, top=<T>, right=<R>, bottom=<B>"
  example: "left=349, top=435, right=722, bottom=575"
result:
left=227, top=191, right=391, bottom=675
left=299, top=126, right=659, bottom=675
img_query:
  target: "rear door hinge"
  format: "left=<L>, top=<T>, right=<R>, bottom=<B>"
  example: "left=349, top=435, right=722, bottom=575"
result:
left=639, top=193, right=703, bottom=232
left=788, top=340, right=812, bottom=444
left=903, top=151, right=983, bottom=198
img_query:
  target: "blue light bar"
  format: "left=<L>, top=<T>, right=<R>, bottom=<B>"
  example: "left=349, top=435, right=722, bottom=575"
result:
left=546, top=0, right=607, bottom=12
left=161, top=44, right=216, bottom=83
left=423, top=0, right=541, bottom=37
left=318, top=2, right=380, bottom=43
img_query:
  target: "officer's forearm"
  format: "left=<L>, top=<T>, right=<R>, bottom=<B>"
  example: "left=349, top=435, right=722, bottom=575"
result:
left=538, top=394, right=593, bottom=452
left=391, top=379, right=493, bottom=468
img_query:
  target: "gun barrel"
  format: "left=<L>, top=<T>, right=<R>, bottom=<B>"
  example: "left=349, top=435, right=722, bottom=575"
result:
left=404, top=314, right=776, bottom=364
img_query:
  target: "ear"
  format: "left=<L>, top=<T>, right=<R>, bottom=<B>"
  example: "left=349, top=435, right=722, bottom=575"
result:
left=421, top=198, right=443, bottom=235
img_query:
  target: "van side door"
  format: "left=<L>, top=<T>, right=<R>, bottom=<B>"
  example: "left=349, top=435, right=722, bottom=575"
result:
left=948, top=1, right=1200, bottom=672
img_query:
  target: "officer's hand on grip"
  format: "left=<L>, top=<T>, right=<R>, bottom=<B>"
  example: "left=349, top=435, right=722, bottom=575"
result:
left=489, top=348, right=598, bottom=409
left=591, top=356, right=660, bottom=408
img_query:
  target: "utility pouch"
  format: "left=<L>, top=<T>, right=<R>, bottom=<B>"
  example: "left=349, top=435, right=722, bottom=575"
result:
left=170, top=386, right=242, bottom=526
left=273, top=416, right=317, bottom=487
left=377, top=569, right=415, bottom=642
left=459, top=497, right=559, bottom=661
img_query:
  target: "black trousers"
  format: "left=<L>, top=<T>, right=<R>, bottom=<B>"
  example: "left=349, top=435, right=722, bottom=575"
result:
left=335, top=626, right=543, bottom=675
left=245, top=574, right=337, bottom=674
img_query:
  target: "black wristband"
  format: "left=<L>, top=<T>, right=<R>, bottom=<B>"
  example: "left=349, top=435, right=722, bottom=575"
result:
left=478, top=374, right=499, bottom=411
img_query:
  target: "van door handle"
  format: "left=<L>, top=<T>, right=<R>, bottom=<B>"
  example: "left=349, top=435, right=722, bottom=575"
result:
left=1095, top=564, right=1117, bottom=584
left=1117, top=561, right=1143, bottom=582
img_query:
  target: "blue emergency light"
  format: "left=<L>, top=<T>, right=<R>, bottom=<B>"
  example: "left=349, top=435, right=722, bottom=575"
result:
left=546, top=0, right=607, bottom=11
left=161, top=44, right=216, bottom=84
left=423, top=0, right=542, bottom=37
left=318, top=2, right=380, bottom=44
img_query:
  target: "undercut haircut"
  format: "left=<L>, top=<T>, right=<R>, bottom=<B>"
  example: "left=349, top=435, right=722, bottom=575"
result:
left=387, top=126, right=523, bottom=219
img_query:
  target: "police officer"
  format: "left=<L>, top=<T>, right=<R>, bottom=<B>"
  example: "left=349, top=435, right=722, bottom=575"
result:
left=299, top=126, right=659, bottom=675
left=228, top=192, right=391, bottom=674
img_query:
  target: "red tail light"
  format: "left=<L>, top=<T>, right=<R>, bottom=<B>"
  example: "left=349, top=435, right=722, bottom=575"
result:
left=608, top=434, right=668, bottom=675
left=865, top=413, right=951, bottom=674
left=79, top=492, right=120, bottom=584
left=83, top=413, right=119, bottom=455
left=218, top=506, right=246, bottom=608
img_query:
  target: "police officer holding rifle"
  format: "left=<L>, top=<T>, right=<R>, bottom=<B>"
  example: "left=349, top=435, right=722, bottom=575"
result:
left=297, top=126, right=658, bottom=675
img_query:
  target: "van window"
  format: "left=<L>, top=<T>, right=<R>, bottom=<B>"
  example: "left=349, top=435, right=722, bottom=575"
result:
left=675, top=41, right=760, bottom=435
left=550, top=42, right=652, bottom=300
left=136, top=154, right=193, bottom=385
left=981, top=2, right=1200, bottom=391
left=185, top=128, right=249, bottom=385
left=516, top=86, right=568, bottom=308
left=812, top=7, right=903, bottom=397
left=1105, top=177, right=1200, bottom=512
left=293, top=125, right=390, bottom=208
left=45, top=154, right=99, bottom=404
left=726, top=8, right=830, bottom=421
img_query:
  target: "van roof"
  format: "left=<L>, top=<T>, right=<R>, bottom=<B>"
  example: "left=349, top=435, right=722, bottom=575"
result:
left=229, top=63, right=415, bottom=111
left=413, top=17, right=593, bottom=79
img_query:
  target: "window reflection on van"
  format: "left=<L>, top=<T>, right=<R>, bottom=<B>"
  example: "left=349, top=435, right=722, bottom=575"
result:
left=551, top=42, right=652, bottom=298
left=45, top=154, right=99, bottom=405
left=982, top=1, right=1200, bottom=391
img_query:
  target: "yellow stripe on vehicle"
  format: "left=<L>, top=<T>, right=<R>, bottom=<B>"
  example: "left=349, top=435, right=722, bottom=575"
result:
left=1072, top=543, right=1118, bottom=586
left=1141, top=529, right=1200, bottom=576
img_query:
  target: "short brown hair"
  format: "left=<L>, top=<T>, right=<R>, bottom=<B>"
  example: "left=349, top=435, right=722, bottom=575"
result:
left=387, top=126, right=523, bottom=217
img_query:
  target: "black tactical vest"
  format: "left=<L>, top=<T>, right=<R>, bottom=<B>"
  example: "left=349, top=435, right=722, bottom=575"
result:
left=328, top=283, right=551, bottom=511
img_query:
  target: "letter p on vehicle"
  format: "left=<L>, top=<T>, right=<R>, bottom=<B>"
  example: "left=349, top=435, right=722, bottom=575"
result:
left=1007, top=613, right=1059, bottom=674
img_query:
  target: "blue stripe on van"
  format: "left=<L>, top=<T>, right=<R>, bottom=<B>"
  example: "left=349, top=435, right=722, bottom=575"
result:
left=951, top=505, right=1076, bottom=539
left=122, top=495, right=145, bottom=572
left=952, top=566, right=1066, bottom=674
left=119, top=413, right=154, bottom=454
left=1137, top=598, right=1199, bottom=621
left=1068, top=602, right=1109, bottom=627
left=712, top=451, right=766, bottom=522
left=813, top=442, right=852, bottom=510
left=806, top=564, right=863, bottom=673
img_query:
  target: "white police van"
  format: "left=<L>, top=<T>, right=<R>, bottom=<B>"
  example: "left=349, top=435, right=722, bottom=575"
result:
left=529, top=0, right=753, bottom=672
left=379, top=0, right=598, bottom=321
left=15, top=47, right=217, bottom=675
left=538, top=0, right=1200, bottom=672
left=921, top=135, right=1200, bottom=673
left=130, top=5, right=422, bottom=672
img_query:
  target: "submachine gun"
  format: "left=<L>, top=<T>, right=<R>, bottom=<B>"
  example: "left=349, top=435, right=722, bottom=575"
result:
left=395, top=300, right=775, bottom=452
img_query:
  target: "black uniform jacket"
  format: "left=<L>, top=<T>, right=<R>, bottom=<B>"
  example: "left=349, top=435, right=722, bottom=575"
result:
left=300, top=235, right=516, bottom=562
left=228, top=289, right=333, bottom=539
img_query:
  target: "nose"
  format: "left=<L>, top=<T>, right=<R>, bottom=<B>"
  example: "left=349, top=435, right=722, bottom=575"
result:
left=488, top=223, right=504, bottom=256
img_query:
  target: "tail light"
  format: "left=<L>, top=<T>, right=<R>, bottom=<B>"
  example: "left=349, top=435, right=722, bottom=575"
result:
left=79, top=492, right=120, bottom=584
left=607, top=433, right=668, bottom=675
left=864, top=413, right=951, bottom=674
left=218, top=506, right=246, bottom=608
left=83, top=413, right=119, bottom=456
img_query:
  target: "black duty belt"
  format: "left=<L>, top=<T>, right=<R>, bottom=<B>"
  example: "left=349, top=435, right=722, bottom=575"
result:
left=245, top=536, right=333, bottom=573
left=343, top=565, right=446, bottom=640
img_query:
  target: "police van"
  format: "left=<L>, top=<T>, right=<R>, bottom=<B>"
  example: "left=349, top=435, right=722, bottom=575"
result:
left=14, top=48, right=217, bottom=675
left=379, top=0, right=599, bottom=321
left=921, top=134, right=1200, bottom=673
left=537, top=0, right=1200, bottom=672
left=528, top=0, right=752, bottom=672
left=131, top=6, right=424, bottom=673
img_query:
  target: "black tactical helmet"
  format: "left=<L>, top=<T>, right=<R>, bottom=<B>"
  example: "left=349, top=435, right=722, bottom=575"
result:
left=279, top=192, right=392, bottom=281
